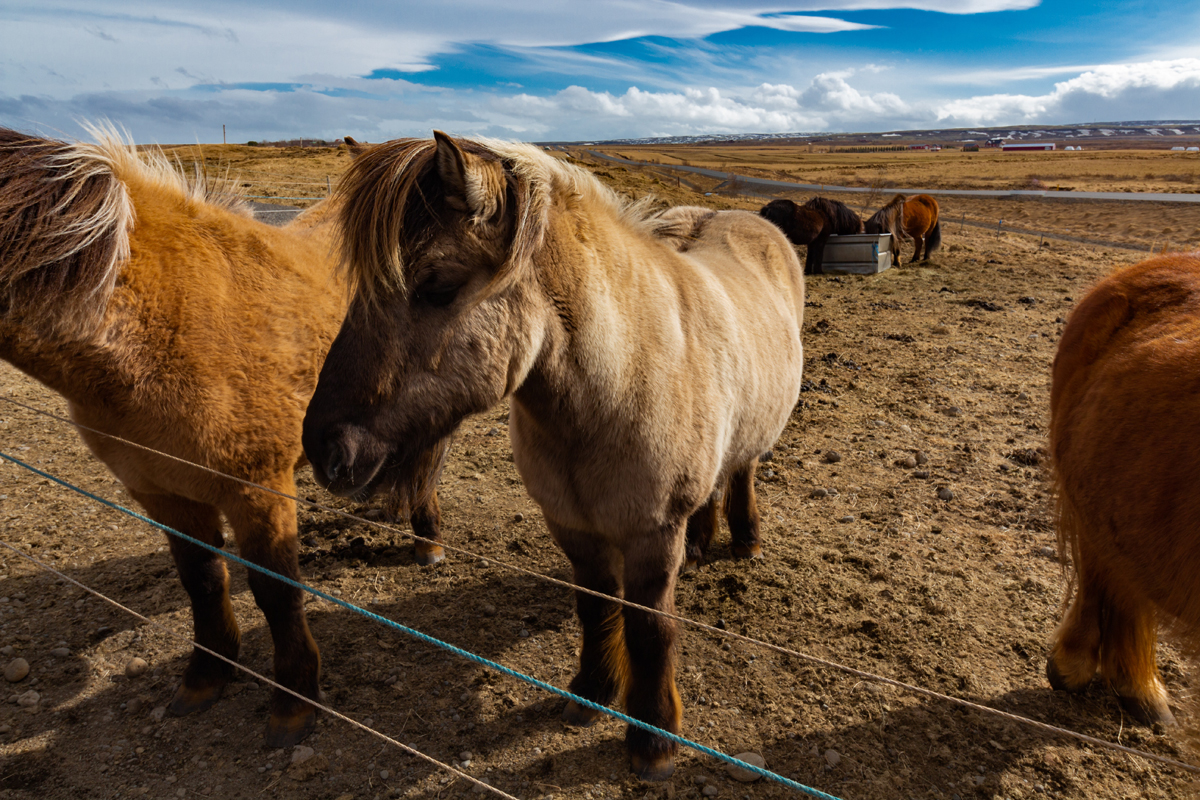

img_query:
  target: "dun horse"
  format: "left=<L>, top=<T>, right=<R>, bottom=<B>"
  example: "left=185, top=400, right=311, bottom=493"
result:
left=758, top=196, right=862, bottom=274
left=1048, top=251, right=1200, bottom=726
left=901, top=194, right=941, bottom=263
left=864, top=193, right=908, bottom=265
left=303, top=133, right=806, bottom=779
left=0, top=126, right=447, bottom=746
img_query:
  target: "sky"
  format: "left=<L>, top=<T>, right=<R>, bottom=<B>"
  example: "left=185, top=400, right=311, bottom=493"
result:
left=2, top=1, right=1200, bottom=144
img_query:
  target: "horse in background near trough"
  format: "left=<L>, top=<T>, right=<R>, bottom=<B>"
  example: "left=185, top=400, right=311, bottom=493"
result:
left=303, top=132, right=806, bottom=780
left=901, top=194, right=941, bottom=263
left=864, top=193, right=909, bottom=265
left=0, top=124, right=448, bottom=747
left=1047, top=251, right=1200, bottom=727
left=758, top=196, right=862, bottom=274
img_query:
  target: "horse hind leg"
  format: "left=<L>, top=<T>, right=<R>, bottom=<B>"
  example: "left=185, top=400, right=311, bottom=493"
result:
left=726, top=458, right=763, bottom=560
left=548, top=523, right=628, bottom=727
left=130, top=490, right=240, bottom=718
left=1046, top=571, right=1103, bottom=694
left=226, top=485, right=322, bottom=747
left=1099, top=591, right=1175, bottom=725
left=683, top=492, right=720, bottom=571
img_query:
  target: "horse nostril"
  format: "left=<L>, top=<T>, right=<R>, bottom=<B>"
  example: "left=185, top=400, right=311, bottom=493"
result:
left=325, top=452, right=345, bottom=484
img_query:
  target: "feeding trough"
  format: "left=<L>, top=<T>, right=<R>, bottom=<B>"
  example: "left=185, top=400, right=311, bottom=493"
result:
left=821, top=233, right=893, bottom=275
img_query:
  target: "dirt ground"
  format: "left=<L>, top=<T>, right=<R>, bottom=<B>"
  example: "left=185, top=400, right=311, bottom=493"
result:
left=1, top=146, right=1199, bottom=800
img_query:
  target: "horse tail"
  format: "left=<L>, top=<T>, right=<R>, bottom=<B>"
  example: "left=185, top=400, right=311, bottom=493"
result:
left=0, top=127, right=131, bottom=337
left=926, top=218, right=942, bottom=255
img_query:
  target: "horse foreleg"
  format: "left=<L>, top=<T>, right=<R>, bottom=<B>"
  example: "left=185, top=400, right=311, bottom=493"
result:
left=130, top=490, right=239, bottom=718
left=227, top=485, right=322, bottom=747
left=1047, top=569, right=1102, bottom=694
left=726, top=458, right=763, bottom=560
left=683, top=493, right=720, bottom=571
left=622, top=530, right=684, bottom=781
left=547, top=522, right=626, bottom=726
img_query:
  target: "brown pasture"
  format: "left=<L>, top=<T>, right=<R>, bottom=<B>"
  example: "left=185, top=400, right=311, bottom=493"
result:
left=0, top=142, right=1197, bottom=800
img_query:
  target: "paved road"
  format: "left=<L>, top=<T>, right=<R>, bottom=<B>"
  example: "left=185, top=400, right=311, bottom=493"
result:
left=249, top=201, right=303, bottom=226
left=586, top=151, right=1200, bottom=204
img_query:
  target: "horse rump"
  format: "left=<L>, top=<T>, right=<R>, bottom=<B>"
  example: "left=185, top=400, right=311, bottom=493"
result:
left=1047, top=251, right=1200, bottom=730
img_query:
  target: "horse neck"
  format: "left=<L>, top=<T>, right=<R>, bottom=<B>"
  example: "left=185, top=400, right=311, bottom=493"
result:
left=515, top=196, right=669, bottom=413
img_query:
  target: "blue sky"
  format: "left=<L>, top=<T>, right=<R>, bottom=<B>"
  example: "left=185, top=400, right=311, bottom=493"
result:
left=2, top=1, right=1199, bottom=144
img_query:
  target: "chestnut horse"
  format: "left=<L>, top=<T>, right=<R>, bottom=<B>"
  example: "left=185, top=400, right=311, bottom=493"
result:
left=901, top=194, right=941, bottom=263
left=303, top=133, right=805, bottom=779
left=0, top=125, right=447, bottom=746
left=758, top=196, right=862, bottom=274
left=865, top=193, right=908, bottom=265
left=1048, top=251, right=1200, bottom=726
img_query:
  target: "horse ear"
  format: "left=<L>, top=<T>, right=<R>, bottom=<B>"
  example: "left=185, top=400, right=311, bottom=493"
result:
left=343, top=136, right=367, bottom=158
left=432, top=130, right=506, bottom=222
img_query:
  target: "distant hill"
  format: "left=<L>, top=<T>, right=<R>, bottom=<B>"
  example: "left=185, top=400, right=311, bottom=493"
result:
left=542, top=121, right=1200, bottom=150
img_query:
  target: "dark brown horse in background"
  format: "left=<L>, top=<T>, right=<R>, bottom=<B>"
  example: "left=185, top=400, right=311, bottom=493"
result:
left=758, top=196, right=862, bottom=274
left=902, top=194, right=942, bottom=263
left=1048, top=250, right=1200, bottom=727
left=0, top=125, right=448, bottom=747
left=865, top=193, right=908, bottom=265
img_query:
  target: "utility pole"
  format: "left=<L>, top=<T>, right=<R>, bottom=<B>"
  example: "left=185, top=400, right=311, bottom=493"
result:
left=222, top=124, right=226, bottom=145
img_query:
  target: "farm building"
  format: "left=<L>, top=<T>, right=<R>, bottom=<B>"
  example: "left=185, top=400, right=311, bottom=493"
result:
left=1002, top=142, right=1056, bottom=152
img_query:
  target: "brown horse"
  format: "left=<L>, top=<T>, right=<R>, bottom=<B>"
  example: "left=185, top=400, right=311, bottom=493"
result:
left=758, top=196, right=862, bottom=274
left=0, top=125, right=447, bottom=746
left=303, top=132, right=805, bottom=780
left=1048, top=251, right=1200, bottom=726
left=901, top=194, right=941, bottom=263
left=864, top=193, right=908, bottom=265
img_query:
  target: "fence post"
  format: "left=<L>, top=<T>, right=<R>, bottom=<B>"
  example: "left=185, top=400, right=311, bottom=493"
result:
left=327, top=176, right=332, bottom=196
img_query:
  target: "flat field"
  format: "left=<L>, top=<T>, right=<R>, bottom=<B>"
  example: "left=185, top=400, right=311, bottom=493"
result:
left=1, top=143, right=1198, bottom=800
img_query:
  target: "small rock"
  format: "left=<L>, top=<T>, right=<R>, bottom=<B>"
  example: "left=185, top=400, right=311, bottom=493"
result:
left=151, top=705, right=167, bottom=722
left=513, top=513, right=524, bottom=523
left=838, top=515, right=855, bottom=524
left=824, top=749, right=841, bottom=768
left=1017, top=392, right=1030, bottom=401
left=932, top=325, right=950, bottom=335
left=759, top=450, right=774, bottom=462
left=127, top=698, right=143, bottom=714
left=810, top=488, right=829, bottom=498
left=912, top=470, right=930, bottom=479
left=1040, top=546, right=1057, bottom=558
left=0, top=646, right=12, bottom=657
left=380, top=769, right=390, bottom=780
left=702, top=785, right=719, bottom=797
left=726, top=752, right=766, bottom=782
left=472, top=780, right=492, bottom=794
left=16, top=690, right=39, bottom=707
left=915, top=451, right=929, bottom=465
left=519, top=629, right=530, bottom=638
left=124, top=658, right=149, bottom=679
left=944, top=406, right=963, bottom=417
left=50, top=648, right=70, bottom=658
left=897, top=456, right=917, bottom=469
left=481, top=604, right=496, bottom=616
left=822, top=451, right=842, bottom=464
left=291, top=745, right=316, bottom=766
left=937, top=487, right=955, bottom=501
left=4, top=659, right=29, bottom=683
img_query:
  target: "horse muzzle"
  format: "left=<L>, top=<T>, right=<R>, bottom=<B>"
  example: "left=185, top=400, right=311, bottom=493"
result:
left=302, top=421, right=389, bottom=499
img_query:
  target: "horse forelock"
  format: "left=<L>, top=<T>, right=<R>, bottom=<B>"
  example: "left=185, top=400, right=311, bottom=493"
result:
left=335, top=135, right=660, bottom=309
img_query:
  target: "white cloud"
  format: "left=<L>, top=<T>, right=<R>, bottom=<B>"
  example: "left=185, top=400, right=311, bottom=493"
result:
left=936, top=58, right=1200, bottom=125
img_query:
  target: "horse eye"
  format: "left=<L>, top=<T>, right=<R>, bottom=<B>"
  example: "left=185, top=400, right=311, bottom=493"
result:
left=415, top=280, right=459, bottom=308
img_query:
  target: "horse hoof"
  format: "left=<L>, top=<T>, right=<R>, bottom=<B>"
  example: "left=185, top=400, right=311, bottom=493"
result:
left=168, top=683, right=225, bottom=717
left=1119, top=694, right=1176, bottom=727
left=562, top=699, right=602, bottom=727
left=265, top=707, right=318, bottom=748
left=1045, top=655, right=1093, bottom=693
left=630, top=752, right=676, bottom=782
left=415, top=544, right=446, bottom=566
left=731, top=544, right=764, bottom=560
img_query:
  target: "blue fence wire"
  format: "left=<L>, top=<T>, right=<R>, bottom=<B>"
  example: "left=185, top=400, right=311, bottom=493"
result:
left=0, top=450, right=844, bottom=799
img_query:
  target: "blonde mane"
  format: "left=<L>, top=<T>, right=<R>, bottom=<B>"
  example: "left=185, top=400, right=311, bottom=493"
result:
left=335, top=135, right=667, bottom=306
left=0, top=122, right=249, bottom=338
